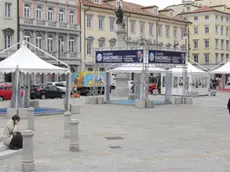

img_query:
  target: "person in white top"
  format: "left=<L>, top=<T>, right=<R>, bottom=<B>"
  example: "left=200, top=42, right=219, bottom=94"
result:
left=2, top=115, right=21, bottom=149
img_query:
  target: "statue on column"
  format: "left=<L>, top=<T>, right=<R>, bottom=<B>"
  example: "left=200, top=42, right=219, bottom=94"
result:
left=115, top=6, right=124, bottom=25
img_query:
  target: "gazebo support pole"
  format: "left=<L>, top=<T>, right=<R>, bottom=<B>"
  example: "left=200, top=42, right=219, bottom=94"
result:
left=64, top=73, right=71, bottom=111
left=24, top=73, right=31, bottom=108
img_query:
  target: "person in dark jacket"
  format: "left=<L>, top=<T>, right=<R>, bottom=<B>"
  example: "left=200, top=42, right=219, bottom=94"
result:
left=227, top=99, right=230, bottom=114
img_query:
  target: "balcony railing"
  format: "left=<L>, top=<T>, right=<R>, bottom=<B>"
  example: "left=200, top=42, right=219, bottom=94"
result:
left=36, top=20, right=45, bottom=26
left=0, top=49, right=16, bottom=58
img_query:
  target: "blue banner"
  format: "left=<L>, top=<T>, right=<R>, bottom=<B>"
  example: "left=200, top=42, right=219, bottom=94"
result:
left=148, top=50, right=185, bottom=64
left=95, top=50, right=144, bottom=63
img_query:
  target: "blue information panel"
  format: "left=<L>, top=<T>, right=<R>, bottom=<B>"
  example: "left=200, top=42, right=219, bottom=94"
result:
left=95, top=50, right=144, bottom=63
left=148, top=50, right=185, bottom=64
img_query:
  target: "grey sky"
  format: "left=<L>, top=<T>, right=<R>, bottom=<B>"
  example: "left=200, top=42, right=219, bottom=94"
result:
left=124, top=0, right=182, bottom=9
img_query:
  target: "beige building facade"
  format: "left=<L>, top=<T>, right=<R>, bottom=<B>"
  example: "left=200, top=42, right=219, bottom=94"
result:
left=80, top=0, right=190, bottom=71
left=0, top=0, right=19, bottom=82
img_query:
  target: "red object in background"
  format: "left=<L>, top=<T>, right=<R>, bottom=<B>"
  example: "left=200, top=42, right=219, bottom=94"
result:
left=148, top=83, right=158, bottom=94
left=0, top=83, right=24, bottom=101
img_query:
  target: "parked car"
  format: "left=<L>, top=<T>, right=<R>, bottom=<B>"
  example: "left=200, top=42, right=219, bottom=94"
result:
left=30, top=84, right=45, bottom=99
left=0, top=83, right=23, bottom=101
left=30, top=85, right=65, bottom=99
left=47, top=82, right=66, bottom=92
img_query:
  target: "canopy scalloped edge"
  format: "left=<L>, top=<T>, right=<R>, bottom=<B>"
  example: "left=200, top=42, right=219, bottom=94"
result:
left=210, top=72, right=230, bottom=74
left=0, top=69, right=69, bottom=74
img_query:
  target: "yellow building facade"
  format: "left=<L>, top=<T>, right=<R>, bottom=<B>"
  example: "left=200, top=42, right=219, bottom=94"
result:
left=80, top=0, right=190, bottom=71
left=178, top=5, right=230, bottom=67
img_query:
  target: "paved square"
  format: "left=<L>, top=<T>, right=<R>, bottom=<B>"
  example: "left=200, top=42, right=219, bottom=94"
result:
left=0, top=92, right=230, bottom=171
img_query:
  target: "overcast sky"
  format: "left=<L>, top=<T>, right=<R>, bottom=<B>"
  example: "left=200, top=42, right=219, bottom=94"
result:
left=124, top=0, right=182, bottom=9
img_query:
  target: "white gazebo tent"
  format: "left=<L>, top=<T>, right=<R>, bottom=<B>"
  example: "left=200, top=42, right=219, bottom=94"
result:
left=161, top=63, right=209, bottom=96
left=210, top=59, right=230, bottom=89
left=111, top=64, right=165, bottom=73
left=0, top=41, right=70, bottom=109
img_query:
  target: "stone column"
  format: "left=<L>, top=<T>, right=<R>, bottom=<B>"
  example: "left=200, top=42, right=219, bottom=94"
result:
left=64, top=111, right=71, bottom=138
left=33, top=31, right=36, bottom=51
left=66, top=34, right=70, bottom=58
left=44, top=32, right=48, bottom=51
left=27, top=107, right=35, bottom=131
left=21, top=130, right=35, bottom=172
left=56, top=33, right=59, bottom=57
left=69, top=119, right=80, bottom=152
left=76, top=36, right=80, bottom=59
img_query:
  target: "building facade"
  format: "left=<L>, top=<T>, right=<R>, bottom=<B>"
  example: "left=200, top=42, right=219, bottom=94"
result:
left=178, top=6, right=230, bottom=67
left=0, top=0, right=19, bottom=82
left=19, top=0, right=81, bottom=83
left=80, top=0, right=190, bottom=71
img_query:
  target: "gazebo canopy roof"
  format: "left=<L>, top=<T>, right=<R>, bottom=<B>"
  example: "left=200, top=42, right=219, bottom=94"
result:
left=111, top=64, right=165, bottom=73
left=211, top=59, right=230, bottom=74
left=170, top=62, right=205, bottom=73
left=0, top=43, right=69, bottom=74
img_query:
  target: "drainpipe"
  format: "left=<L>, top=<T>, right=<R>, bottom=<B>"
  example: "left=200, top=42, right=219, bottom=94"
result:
left=156, top=18, right=160, bottom=46
left=17, top=0, right=20, bottom=49
left=126, top=13, right=131, bottom=47
left=83, top=6, right=91, bottom=71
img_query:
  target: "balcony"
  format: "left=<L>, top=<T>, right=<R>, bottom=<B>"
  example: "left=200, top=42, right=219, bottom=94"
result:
left=23, top=18, right=33, bottom=24
left=48, top=21, right=56, bottom=27
left=69, top=24, right=78, bottom=30
left=59, top=22, right=67, bottom=28
left=36, top=20, right=45, bottom=26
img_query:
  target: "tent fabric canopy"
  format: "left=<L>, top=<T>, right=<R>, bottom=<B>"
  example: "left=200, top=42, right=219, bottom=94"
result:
left=0, top=44, right=69, bottom=74
left=170, top=62, right=205, bottom=73
left=211, top=59, right=230, bottom=74
left=111, top=64, right=165, bottom=73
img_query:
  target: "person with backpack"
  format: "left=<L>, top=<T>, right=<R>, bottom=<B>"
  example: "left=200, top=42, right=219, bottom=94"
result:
left=2, top=115, right=23, bottom=150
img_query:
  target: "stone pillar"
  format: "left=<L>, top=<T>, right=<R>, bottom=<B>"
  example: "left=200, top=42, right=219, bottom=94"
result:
left=44, top=32, right=48, bottom=51
left=27, top=107, right=35, bottom=131
left=70, top=104, right=80, bottom=115
left=69, top=119, right=80, bottom=152
left=64, top=111, right=71, bottom=138
left=66, top=34, right=69, bottom=53
left=33, top=31, right=36, bottom=51
left=104, top=72, right=110, bottom=102
left=56, top=33, right=59, bottom=57
left=21, top=130, right=35, bottom=172
left=76, top=36, right=80, bottom=59
left=165, top=72, right=173, bottom=103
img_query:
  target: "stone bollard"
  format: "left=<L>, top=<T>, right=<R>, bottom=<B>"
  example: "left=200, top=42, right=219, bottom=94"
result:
left=64, top=111, right=71, bottom=139
left=21, top=130, right=35, bottom=172
left=70, top=104, right=80, bottom=114
left=69, top=119, right=80, bottom=152
left=27, top=107, right=35, bottom=131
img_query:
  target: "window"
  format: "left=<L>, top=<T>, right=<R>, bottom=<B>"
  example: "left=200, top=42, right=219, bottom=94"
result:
left=215, top=39, right=219, bottom=49
left=4, top=35, right=11, bottom=49
left=24, top=35, right=30, bottom=48
left=59, top=38, right=64, bottom=52
left=204, top=54, right=209, bottom=63
left=86, top=41, right=92, bottom=55
left=24, top=4, right=30, bottom=18
left=221, top=39, right=224, bottom=49
left=173, top=27, right=178, bottom=39
left=193, top=54, right=198, bottom=63
left=48, top=8, right=53, bottom=21
left=69, top=11, right=74, bottom=24
left=86, top=15, right=92, bottom=29
left=221, top=26, right=224, bottom=35
left=187, top=6, right=190, bottom=11
left=47, top=36, right=53, bottom=52
left=216, top=15, right=218, bottom=20
left=204, top=26, right=209, bottom=34
left=36, top=36, right=42, bottom=49
left=221, top=53, right=224, bottom=62
left=158, top=24, right=162, bottom=37
left=36, top=6, right=42, bottom=20
left=166, top=25, right=170, bottom=37
left=193, top=40, right=198, bottom=49
left=59, top=9, right=64, bottom=22
left=110, top=40, right=116, bottom=47
left=215, top=53, right=218, bottom=64
left=205, top=15, right=209, bottom=19
left=226, top=27, right=229, bottom=36
left=130, top=20, right=136, bottom=33
left=5, top=3, right=11, bottom=17
left=149, top=23, right=153, bottom=36
left=215, top=25, right=218, bottom=34
left=227, top=40, right=229, bottom=49
left=98, top=39, right=105, bottom=48
left=194, top=27, right=198, bottom=34
left=226, top=54, right=229, bottom=60
left=69, top=39, right=74, bottom=52
left=194, top=16, right=198, bottom=20
left=95, top=0, right=100, bottom=3
left=204, top=40, right=209, bottom=48
left=116, top=0, right=121, bottom=7
left=153, top=7, right=158, bottom=14
left=109, top=18, right=115, bottom=31
left=140, top=22, right=145, bottom=35
left=221, top=16, right=223, bottom=21
left=181, top=27, right=185, bottom=39
left=98, top=16, right=104, bottom=30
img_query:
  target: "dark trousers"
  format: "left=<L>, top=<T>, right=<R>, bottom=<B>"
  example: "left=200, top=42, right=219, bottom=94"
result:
left=9, top=132, right=23, bottom=150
